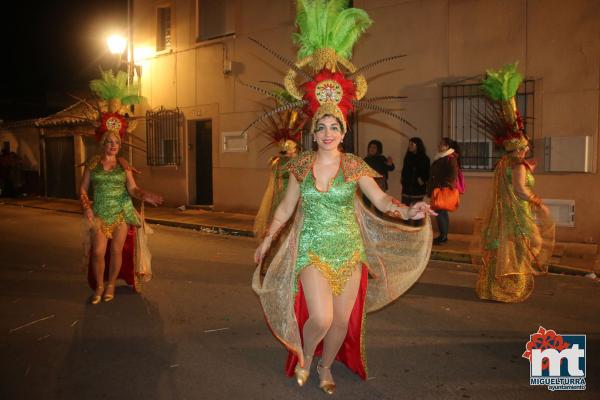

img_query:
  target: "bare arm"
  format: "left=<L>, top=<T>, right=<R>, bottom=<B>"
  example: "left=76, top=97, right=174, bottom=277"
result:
left=125, top=170, right=163, bottom=206
left=125, top=169, right=139, bottom=198
left=264, top=174, right=301, bottom=237
left=359, top=175, right=436, bottom=220
left=358, top=175, right=409, bottom=219
left=79, top=168, right=94, bottom=221
left=254, top=174, right=301, bottom=264
left=80, top=167, right=91, bottom=196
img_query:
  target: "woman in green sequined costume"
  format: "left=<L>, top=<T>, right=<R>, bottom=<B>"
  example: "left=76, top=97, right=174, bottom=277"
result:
left=247, top=1, right=436, bottom=392
left=476, top=142, right=554, bottom=302
left=80, top=130, right=162, bottom=304
left=474, top=63, right=554, bottom=303
left=254, top=115, right=434, bottom=389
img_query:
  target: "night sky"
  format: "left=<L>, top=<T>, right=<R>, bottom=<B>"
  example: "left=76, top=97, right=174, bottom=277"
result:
left=1, top=0, right=128, bottom=121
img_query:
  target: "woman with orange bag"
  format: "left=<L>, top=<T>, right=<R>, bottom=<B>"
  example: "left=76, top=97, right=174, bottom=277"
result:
left=427, top=137, right=459, bottom=245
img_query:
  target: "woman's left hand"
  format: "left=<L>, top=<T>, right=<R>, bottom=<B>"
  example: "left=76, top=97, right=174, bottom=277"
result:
left=408, top=201, right=437, bottom=220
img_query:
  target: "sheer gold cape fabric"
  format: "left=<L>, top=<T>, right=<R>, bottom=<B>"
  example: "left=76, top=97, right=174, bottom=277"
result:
left=475, top=156, right=555, bottom=302
left=252, top=197, right=432, bottom=361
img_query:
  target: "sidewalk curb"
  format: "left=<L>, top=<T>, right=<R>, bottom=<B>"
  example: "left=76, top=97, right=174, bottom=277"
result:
left=0, top=201, right=255, bottom=238
left=1, top=202, right=82, bottom=216
left=431, top=247, right=589, bottom=277
left=1, top=200, right=592, bottom=277
left=145, top=218, right=254, bottom=238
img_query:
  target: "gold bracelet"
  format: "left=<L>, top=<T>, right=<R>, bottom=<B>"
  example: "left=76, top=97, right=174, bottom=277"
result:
left=391, top=197, right=404, bottom=207
left=387, top=196, right=408, bottom=213
left=133, top=187, right=147, bottom=201
left=528, top=194, right=542, bottom=207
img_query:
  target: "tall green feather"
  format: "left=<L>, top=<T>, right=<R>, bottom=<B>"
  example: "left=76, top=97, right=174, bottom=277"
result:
left=89, top=69, right=142, bottom=105
left=293, top=0, right=372, bottom=60
left=480, top=62, right=523, bottom=101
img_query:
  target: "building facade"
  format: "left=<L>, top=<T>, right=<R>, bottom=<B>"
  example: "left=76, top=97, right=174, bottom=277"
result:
left=130, top=0, right=600, bottom=244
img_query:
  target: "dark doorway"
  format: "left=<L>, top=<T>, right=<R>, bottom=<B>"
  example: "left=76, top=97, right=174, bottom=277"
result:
left=45, top=136, right=76, bottom=198
left=195, top=120, right=213, bottom=205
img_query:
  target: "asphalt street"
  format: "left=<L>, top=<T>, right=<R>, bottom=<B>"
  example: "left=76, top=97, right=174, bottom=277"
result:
left=0, top=205, right=598, bottom=399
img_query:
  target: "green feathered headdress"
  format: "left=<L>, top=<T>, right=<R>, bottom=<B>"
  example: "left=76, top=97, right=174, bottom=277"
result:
left=476, top=62, right=528, bottom=151
left=89, top=69, right=142, bottom=105
left=293, top=0, right=372, bottom=60
left=480, top=62, right=523, bottom=102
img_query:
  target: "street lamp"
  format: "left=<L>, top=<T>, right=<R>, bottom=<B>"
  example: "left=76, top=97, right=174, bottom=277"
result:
left=107, top=35, right=127, bottom=55
left=107, top=35, right=127, bottom=72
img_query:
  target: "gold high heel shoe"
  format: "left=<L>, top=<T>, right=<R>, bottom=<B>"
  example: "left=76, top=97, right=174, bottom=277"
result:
left=317, top=364, right=336, bottom=395
left=294, top=364, right=310, bottom=387
left=91, top=286, right=104, bottom=305
left=294, top=356, right=312, bottom=387
left=103, top=284, right=115, bottom=302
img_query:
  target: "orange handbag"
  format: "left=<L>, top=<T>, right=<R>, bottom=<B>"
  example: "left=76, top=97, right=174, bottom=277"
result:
left=431, top=187, right=460, bottom=211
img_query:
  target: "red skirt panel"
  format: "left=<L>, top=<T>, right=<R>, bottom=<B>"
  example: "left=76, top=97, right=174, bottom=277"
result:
left=284, top=264, right=368, bottom=380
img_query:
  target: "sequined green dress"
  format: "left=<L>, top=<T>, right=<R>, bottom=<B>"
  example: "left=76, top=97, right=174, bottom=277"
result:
left=295, top=164, right=367, bottom=295
left=88, top=157, right=140, bottom=238
left=252, top=151, right=434, bottom=380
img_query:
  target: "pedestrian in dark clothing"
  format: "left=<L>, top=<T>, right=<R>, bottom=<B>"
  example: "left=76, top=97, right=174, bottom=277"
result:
left=363, top=140, right=395, bottom=211
left=364, top=140, right=395, bottom=191
left=401, top=137, right=430, bottom=206
left=427, top=137, right=459, bottom=245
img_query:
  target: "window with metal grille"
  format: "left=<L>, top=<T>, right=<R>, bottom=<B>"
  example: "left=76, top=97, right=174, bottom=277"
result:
left=157, top=6, right=172, bottom=51
left=441, top=80, right=535, bottom=171
left=196, top=0, right=235, bottom=42
left=146, top=107, right=183, bottom=166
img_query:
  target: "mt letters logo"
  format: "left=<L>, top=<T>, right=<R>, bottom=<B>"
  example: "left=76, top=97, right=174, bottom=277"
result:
left=522, top=326, right=586, bottom=391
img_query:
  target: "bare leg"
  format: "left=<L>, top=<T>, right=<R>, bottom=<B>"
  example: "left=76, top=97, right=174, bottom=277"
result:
left=318, top=264, right=362, bottom=383
left=529, top=227, right=543, bottom=258
left=91, top=230, right=109, bottom=297
left=299, top=266, right=334, bottom=369
left=104, top=223, right=128, bottom=299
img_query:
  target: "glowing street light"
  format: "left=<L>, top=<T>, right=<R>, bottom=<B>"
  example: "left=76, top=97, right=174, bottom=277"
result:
left=107, top=35, right=127, bottom=55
